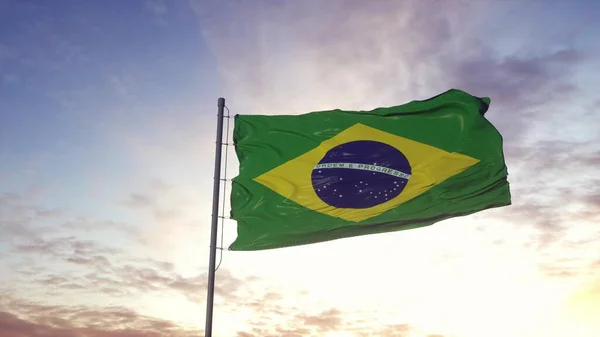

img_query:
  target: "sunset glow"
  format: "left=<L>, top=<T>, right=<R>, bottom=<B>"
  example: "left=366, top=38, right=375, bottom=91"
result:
left=1, top=0, right=599, bottom=336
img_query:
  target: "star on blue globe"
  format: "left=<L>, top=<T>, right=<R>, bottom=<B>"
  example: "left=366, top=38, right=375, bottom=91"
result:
left=311, top=140, right=412, bottom=209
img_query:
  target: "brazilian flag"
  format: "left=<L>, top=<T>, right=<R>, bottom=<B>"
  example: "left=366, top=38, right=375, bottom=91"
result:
left=229, top=89, right=510, bottom=251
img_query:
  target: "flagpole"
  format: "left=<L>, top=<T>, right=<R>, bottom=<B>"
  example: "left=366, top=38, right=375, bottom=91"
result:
left=205, top=97, right=225, bottom=337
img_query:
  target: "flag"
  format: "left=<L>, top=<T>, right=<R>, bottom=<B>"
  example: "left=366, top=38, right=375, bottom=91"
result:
left=229, top=89, right=511, bottom=251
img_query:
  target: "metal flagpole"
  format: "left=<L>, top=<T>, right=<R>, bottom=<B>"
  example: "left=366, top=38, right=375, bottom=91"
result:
left=205, top=97, right=225, bottom=337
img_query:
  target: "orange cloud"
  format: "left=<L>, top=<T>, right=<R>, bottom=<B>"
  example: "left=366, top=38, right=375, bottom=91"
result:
left=0, top=307, right=202, bottom=337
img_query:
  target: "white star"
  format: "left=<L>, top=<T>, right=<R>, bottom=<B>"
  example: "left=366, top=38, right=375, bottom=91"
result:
left=340, top=177, right=343, bottom=181
left=359, top=190, right=362, bottom=193
left=339, top=194, right=343, bottom=197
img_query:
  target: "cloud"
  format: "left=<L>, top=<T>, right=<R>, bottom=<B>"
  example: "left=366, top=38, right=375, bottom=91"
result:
left=297, top=308, right=343, bottom=332
left=8, top=231, right=422, bottom=337
left=232, top=289, right=440, bottom=337
left=123, top=193, right=155, bottom=209
left=582, top=181, right=600, bottom=210
left=1, top=187, right=260, bottom=333
left=489, top=139, right=600, bottom=247
left=445, top=49, right=586, bottom=148
left=1, top=188, right=248, bottom=315
left=236, top=316, right=422, bottom=337
left=0, top=192, right=65, bottom=239
left=9, top=235, right=247, bottom=304
left=234, top=306, right=340, bottom=337
left=0, top=305, right=203, bottom=337
left=450, top=49, right=584, bottom=107
left=0, top=190, right=138, bottom=249
left=193, top=0, right=586, bottom=118
left=60, top=218, right=139, bottom=237
left=1, top=184, right=198, bottom=268
left=15, top=236, right=119, bottom=257
left=194, top=0, right=475, bottom=110
left=109, top=179, right=220, bottom=259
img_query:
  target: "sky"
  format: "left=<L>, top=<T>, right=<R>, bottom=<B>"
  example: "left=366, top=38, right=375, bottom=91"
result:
left=0, top=0, right=599, bottom=336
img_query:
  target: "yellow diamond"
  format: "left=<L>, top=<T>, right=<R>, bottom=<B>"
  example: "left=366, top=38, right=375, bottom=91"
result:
left=254, top=123, right=479, bottom=222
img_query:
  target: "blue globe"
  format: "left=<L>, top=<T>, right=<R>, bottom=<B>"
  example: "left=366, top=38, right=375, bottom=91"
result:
left=311, top=140, right=411, bottom=209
